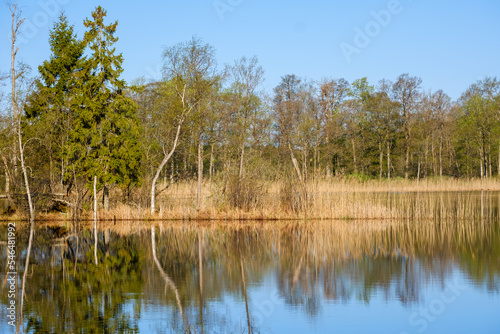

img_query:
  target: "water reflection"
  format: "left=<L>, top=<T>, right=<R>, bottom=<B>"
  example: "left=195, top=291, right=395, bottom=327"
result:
left=0, top=191, right=499, bottom=333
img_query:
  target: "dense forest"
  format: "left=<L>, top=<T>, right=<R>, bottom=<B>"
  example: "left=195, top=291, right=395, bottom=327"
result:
left=2, top=6, right=500, bottom=216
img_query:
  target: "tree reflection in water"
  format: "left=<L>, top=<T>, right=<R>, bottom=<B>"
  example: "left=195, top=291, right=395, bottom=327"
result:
left=0, top=192, right=498, bottom=333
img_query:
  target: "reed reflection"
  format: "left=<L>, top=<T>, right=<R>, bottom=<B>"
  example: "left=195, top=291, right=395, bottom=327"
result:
left=0, top=191, right=498, bottom=333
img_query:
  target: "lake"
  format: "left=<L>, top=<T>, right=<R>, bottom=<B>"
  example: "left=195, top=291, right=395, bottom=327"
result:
left=1, top=191, right=499, bottom=333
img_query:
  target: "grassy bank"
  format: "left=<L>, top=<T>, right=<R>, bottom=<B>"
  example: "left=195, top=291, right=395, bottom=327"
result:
left=1, top=178, right=499, bottom=222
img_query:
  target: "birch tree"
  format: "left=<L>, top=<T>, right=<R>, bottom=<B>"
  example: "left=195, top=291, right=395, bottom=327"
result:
left=150, top=37, right=217, bottom=213
left=9, top=6, right=35, bottom=332
left=225, top=56, right=264, bottom=180
left=10, top=5, right=34, bottom=224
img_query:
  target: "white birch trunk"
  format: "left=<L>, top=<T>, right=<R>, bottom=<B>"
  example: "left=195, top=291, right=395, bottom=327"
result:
left=197, top=139, right=203, bottom=211
left=151, top=121, right=182, bottom=214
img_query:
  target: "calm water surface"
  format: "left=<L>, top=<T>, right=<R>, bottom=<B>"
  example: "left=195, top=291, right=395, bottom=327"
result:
left=0, top=191, right=499, bottom=333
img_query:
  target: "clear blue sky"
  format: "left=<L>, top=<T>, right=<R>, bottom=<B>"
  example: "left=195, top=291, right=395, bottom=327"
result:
left=1, top=0, right=499, bottom=100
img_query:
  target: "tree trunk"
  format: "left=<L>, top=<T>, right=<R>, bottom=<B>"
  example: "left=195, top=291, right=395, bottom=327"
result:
left=1, top=155, right=12, bottom=205
left=197, top=139, right=203, bottom=211
left=94, top=175, right=98, bottom=265
left=239, top=142, right=245, bottom=181
left=387, top=141, right=391, bottom=180
left=433, top=141, right=438, bottom=176
left=18, top=139, right=34, bottom=216
left=49, top=156, right=54, bottom=190
left=103, top=184, right=109, bottom=211
left=417, top=158, right=421, bottom=183
left=10, top=8, right=20, bottom=179
left=288, top=142, right=308, bottom=213
left=351, top=138, right=357, bottom=174
left=488, top=145, right=492, bottom=178
left=4, top=167, right=9, bottom=196
left=326, top=164, right=331, bottom=178
left=479, top=149, right=484, bottom=179
left=240, top=257, right=251, bottom=334
left=151, top=226, right=186, bottom=326
left=18, top=99, right=36, bottom=329
left=183, top=153, right=187, bottom=173
left=170, top=160, right=174, bottom=184
left=19, top=217, right=34, bottom=333
left=439, top=138, right=443, bottom=178
left=11, top=4, right=34, bottom=223
left=405, top=141, right=410, bottom=180
left=302, top=149, right=308, bottom=182
left=209, top=143, right=214, bottom=180
left=61, top=157, right=65, bottom=189
left=198, top=230, right=204, bottom=333
left=289, top=143, right=303, bottom=183
left=151, top=121, right=182, bottom=214
left=17, top=126, right=34, bottom=220
left=379, top=141, right=383, bottom=179
left=104, top=228, right=110, bottom=257
left=482, top=135, right=487, bottom=178
left=313, top=147, right=317, bottom=180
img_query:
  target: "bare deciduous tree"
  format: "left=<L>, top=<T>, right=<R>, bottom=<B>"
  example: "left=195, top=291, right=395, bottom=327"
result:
left=225, top=56, right=264, bottom=181
left=150, top=37, right=217, bottom=214
left=392, top=74, right=422, bottom=179
left=10, top=5, right=35, bottom=332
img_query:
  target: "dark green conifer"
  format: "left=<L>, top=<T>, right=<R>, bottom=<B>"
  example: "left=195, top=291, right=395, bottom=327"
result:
left=25, top=12, right=85, bottom=191
left=66, top=6, right=142, bottom=208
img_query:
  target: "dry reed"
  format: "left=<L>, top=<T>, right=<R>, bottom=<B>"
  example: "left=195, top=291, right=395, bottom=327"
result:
left=1, top=178, right=499, bottom=221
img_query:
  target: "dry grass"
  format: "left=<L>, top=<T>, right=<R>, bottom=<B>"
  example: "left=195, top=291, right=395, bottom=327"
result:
left=1, top=178, right=499, bottom=221
left=144, top=178, right=500, bottom=220
left=312, top=177, right=500, bottom=192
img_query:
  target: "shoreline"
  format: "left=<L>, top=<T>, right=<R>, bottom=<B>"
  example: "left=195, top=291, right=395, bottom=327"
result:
left=1, top=185, right=498, bottom=222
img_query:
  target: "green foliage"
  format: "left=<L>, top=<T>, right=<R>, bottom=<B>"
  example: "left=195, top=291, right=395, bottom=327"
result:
left=65, top=6, right=142, bottom=191
left=349, top=77, right=374, bottom=103
left=21, top=7, right=142, bottom=208
left=455, top=78, right=500, bottom=177
left=25, top=13, right=85, bottom=117
left=24, top=13, right=85, bottom=193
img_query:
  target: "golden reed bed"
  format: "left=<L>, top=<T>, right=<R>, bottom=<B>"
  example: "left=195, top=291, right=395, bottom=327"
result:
left=2, top=178, right=499, bottom=222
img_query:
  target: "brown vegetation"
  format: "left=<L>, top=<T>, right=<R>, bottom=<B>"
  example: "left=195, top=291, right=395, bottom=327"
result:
left=2, top=178, right=498, bottom=222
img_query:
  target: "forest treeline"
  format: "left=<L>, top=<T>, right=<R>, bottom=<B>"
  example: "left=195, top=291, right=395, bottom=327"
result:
left=1, top=6, right=499, bottom=216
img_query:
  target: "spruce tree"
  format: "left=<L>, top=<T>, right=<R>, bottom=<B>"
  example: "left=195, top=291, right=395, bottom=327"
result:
left=25, top=13, right=85, bottom=191
left=67, top=6, right=142, bottom=209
